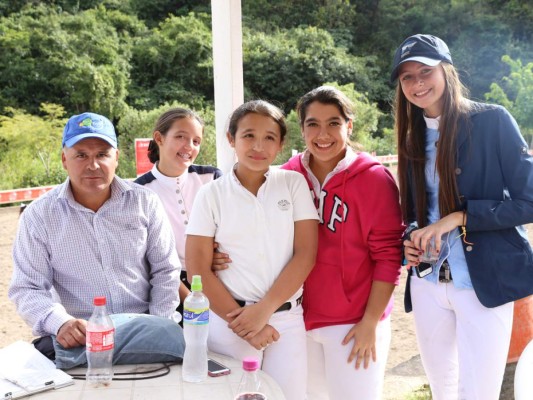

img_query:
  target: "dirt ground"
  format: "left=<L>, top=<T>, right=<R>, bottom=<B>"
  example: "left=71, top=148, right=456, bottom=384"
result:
left=0, top=205, right=529, bottom=399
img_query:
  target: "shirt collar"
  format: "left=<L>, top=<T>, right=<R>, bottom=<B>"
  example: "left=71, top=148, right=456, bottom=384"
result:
left=424, top=115, right=440, bottom=130
left=151, top=163, right=189, bottom=188
left=230, top=163, right=270, bottom=187
left=301, top=146, right=357, bottom=181
left=58, top=176, right=131, bottom=209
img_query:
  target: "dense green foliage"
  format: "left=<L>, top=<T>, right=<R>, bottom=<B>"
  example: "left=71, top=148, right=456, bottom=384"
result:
left=0, top=0, right=531, bottom=190
left=485, top=56, right=533, bottom=147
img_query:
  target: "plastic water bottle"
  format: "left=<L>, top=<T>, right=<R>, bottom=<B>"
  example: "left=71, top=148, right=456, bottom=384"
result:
left=86, top=296, right=114, bottom=387
left=234, top=357, right=267, bottom=400
left=182, top=275, right=209, bottom=382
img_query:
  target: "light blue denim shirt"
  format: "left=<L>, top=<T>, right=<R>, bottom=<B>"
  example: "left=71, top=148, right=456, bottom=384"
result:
left=423, top=116, right=473, bottom=288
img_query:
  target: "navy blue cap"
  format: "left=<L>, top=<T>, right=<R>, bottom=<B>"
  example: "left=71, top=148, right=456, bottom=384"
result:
left=62, top=112, right=117, bottom=148
left=390, top=34, right=453, bottom=82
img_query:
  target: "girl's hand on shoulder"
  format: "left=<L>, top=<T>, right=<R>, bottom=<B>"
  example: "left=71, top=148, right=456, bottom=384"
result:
left=342, top=319, right=377, bottom=369
left=246, top=324, right=280, bottom=350
left=227, top=303, right=272, bottom=339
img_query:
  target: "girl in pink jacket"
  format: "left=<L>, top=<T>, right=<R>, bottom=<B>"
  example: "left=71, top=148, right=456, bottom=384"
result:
left=282, top=86, right=404, bottom=400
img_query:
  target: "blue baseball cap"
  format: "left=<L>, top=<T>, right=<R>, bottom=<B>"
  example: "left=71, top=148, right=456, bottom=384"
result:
left=390, top=34, right=453, bottom=82
left=62, top=112, right=117, bottom=148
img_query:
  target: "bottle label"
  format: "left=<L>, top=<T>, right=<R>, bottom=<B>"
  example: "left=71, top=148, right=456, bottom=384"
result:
left=87, top=329, right=115, bottom=352
left=183, top=307, right=209, bottom=325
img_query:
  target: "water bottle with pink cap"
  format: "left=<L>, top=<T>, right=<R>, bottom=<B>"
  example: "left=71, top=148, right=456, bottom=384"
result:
left=234, top=357, right=267, bottom=400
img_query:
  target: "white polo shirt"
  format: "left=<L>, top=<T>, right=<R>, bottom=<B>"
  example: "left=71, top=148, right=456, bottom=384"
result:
left=135, top=164, right=221, bottom=269
left=186, top=166, right=319, bottom=302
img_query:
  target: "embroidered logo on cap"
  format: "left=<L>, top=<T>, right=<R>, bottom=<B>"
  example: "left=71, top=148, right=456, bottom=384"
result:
left=78, top=117, right=103, bottom=130
left=401, top=41, right=416, bottom=59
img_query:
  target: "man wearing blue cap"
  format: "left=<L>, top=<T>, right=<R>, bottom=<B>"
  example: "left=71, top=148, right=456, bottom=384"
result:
left=9, top=112, right=185, bottom=368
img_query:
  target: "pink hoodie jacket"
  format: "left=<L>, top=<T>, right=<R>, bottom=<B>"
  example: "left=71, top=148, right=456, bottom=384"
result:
left=282, top=152, right=404, bottom=330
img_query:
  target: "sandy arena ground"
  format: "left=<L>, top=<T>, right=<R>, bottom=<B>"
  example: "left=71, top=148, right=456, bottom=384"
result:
left=1, top=205, right=527, bottom=399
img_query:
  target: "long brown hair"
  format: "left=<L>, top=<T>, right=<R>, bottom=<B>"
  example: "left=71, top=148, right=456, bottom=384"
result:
left=395, top=63, right=472, bottom=226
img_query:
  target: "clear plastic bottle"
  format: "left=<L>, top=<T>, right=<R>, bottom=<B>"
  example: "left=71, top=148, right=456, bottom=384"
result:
left=234, top=357, right=267, bottom=400
left=182, top=275, right=209, bottom=382
left=86, top=296, right=114, bottom=387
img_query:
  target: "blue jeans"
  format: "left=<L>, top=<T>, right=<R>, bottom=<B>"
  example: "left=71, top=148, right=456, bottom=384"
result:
left=53, top=314, right=185, bottom=369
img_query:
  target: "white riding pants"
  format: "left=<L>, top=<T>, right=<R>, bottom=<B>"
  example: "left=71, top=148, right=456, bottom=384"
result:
left=207, top=305, right=307, bottom=400
left=410, top=276, right=513, bottom=400
left=307, top=317, right=391, bottom=399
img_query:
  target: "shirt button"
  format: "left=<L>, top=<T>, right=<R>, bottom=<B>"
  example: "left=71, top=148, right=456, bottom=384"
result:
left=176, top=188, right=180, bottom=194
left=184, top=220, right=188, bottom=225
left=455, top=168, right=462, bottom=175
left=178, top=200, right=183, bottom=204
left=181, top=210, right=186, bottom=215
left=466, top=245, right=473, bottom=252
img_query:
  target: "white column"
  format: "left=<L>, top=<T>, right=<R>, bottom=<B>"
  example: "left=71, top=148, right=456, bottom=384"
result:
left=211, top=0, right=244, bottom=173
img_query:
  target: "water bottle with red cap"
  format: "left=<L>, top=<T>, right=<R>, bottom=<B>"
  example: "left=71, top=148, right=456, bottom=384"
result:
left=86, top=296, right=115, bottom=387
left=234, top=357, right=267, bottom=400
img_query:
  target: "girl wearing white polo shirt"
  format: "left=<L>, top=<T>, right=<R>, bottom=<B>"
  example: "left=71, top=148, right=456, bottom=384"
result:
left=134, top=108, right=222, bottom=307
left=186, top=100, right=319, bottom=400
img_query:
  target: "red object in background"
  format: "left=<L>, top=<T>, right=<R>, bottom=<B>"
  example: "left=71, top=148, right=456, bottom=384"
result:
left=0, top=186, right=54, bottom=205
left=508, top=295, right=533, bottom=363
left=135, top=138, right=153, bottom=177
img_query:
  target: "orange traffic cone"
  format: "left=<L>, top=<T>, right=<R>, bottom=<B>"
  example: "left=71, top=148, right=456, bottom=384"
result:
left=508, top=295, right=533, bottom=363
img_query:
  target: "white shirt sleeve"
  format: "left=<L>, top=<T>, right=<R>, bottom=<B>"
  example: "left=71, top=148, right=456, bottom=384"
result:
left=186, top=183, right=218, bottom=238
left=286, top=171, right=319, bottom=222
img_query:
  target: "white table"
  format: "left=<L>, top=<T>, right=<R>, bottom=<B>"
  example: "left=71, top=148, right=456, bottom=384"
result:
left=26, top=353, right=285, bottom=399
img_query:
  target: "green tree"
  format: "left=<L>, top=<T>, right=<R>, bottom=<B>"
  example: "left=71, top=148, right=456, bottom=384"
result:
left=243, top=26, right=384, bottom=113
left=0, top=104, right=67, bottom=189
left=485, top=55, right=533, bottom=147
left=129, top=0, right=210, bottom=27
left=0, top=5, right=137, bottom=118
left=242, top=0, right=356, bottom=47
left=0, top=0, right=129, bottom=16
left=128, top=12, right=213, bottom=110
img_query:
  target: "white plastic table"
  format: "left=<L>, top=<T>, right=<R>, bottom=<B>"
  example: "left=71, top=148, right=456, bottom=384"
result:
left=26, top=352, right=285, bottom=399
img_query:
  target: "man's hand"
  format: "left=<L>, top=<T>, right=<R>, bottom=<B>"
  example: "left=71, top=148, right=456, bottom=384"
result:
left=56, top=319, right=87, bottom=348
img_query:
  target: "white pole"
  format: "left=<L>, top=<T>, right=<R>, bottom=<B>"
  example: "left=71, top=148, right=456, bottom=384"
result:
left=211, top=0, right=244, bottom=173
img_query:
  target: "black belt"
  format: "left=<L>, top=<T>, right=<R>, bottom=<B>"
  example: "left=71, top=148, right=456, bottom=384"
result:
left=234, top=295, right=303, bottom=313
left=439, top=260, right=453, bottom=283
